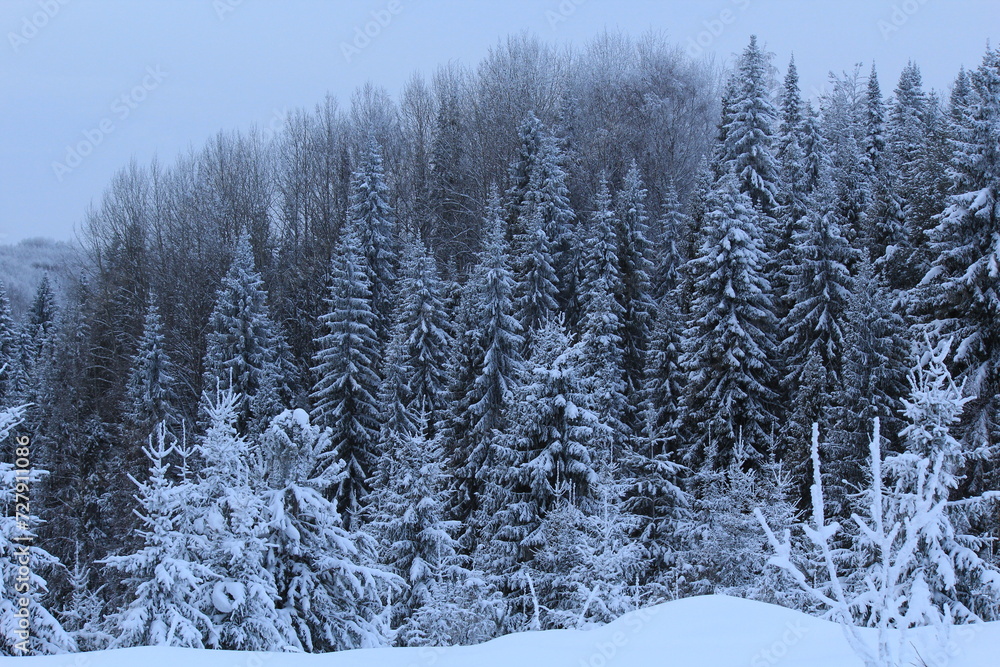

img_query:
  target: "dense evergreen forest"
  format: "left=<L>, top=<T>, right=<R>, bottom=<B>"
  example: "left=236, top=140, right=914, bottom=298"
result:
left=3, top=32, right=1000, bottom=655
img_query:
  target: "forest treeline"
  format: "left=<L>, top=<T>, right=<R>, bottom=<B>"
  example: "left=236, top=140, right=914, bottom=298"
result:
left=2, top=31, right=1000, bottom=655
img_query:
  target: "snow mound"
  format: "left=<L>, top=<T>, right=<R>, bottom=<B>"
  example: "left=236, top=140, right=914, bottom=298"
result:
left=18, top=595, right=999, bottom=666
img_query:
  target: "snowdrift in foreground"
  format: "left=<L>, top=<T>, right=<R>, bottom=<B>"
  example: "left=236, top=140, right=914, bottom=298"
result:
left=18, top=595, right=999, bottom=666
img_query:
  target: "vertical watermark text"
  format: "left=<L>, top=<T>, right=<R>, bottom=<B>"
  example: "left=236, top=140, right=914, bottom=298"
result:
left=11, top=434, right=33, bottom=655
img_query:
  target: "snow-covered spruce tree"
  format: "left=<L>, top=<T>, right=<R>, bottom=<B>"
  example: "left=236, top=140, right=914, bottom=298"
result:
left=395, top=237, right=453, bottom=437
left=443, top=201, right=523, bottom=545
left=368, top=410, right=485, bottom=647
left=865, top=161, right=908, bottom=289
left=482, top=319, right=600, bottom=619
left=782, top=205, right=855, bottom=380
left=679, top=173, right=779, bottom=468
left=124, top=296, right=179, bottom=439
left=650, top=180, right=688, bottom=300
left=513, top=207, right=559, bottom=347
left=0, top=282, right=18, bottom=405
left=377, top=315, right=418, bottom=453
left=615, top=162, right=657, bottom=437
left=202, top=233, right=288, bottom=435
left=886, top=61, right=941, bottom=289
left=774, top=56, right=820, bottom=325
left=888, top=337, right=1000, bottom=622
left=506, top=112, right=545, bottom=241
left=195, top=388, right=294, bottom=651
left=59, top=557, right=111, bottom=652
left=822, top=67, right=869, bottom=251
left=621, top=399, right=689, bottom=603
left=0, top=404, right=76, bottom=656
left=720, top=35, right=781, bottom=222
left=104, top=423, right=218, bottom=649
left=258, top=409, right=397, bottom=652
left=759, top=342, right=1000, bottom=666
left=310, top=228, right=382, bottom=528
left=801, top=102, right=828, bottom=195
left=516, top=125, right=577, bottom=322
left=348, top=135, right=398, bottom=339
left=641, top=292, right=685, bottom=459
left=13, top=275, right=58, bottom=405
left=917, top=46, right=1000, bottom=487
left=686, top=437, right=799, bottom=606
left=577, top=178, right=629, bottom=462
left=777, top=55, right=804, bottom=167
left=779, top=205, right=855, bottom=490
left=826, top=258, right=909, bottom=517
left=526, top=468, right=646, bottom=630
left=864, top=62, right=887, bottom=176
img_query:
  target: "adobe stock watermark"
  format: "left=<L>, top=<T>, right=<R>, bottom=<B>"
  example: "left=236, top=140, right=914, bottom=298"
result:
left=911, top=622, right=987, bottom=667
left=577, top=605, right=661, bottom=667
left=8, top=0, right=71, bottom=53
left=258, top=107, right=289, bottom=144
left=11, top=434, right=34, bottom=655
left=686, top=0, right=752, bottom=58
left=877, top=0, right=931, bottom=40
left=213, top=0, right=247, bottom=21
left=340, top=0, right=403, bottom=64
left=749, top=620, right=808, bottom=666
left=545, top=0, right=588, bottom=30
left=51, top=65, right=168, bottom=183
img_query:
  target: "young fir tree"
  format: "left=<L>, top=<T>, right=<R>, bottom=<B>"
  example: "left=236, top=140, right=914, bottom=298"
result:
left=202, top=234, right=288, bottom=434
left=687, top=438, right=798, bottom=606
left=525, top=468, right=646, bottom=629
left=310, top=228, right=382, bottom=528
left=0, top=405, right=76, bottom=656
left=680, top=173, right=779, bottom=468
left=195, top=388, right=294, bottom=651
left=883, top=337, right=1000, bottom=623
left=258, top=409, right=395, bottom=651
left=59, top=557, right=111, bottom=652
left=104, top=424, right=217, bottom=649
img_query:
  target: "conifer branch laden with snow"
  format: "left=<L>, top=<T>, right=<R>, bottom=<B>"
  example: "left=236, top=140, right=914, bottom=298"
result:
left=757, top=337, right=1000, bottom=667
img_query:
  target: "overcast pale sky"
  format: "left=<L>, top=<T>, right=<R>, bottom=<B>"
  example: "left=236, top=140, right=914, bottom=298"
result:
left=1, top=0, right=996, bottom=243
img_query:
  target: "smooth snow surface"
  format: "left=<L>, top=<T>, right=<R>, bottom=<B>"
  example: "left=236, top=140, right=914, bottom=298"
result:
left=16, top=595, right=999, bottom=666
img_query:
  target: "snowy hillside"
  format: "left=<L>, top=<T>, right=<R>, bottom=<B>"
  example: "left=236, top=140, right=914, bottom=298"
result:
left=17, top=596, right=999, bottom=667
